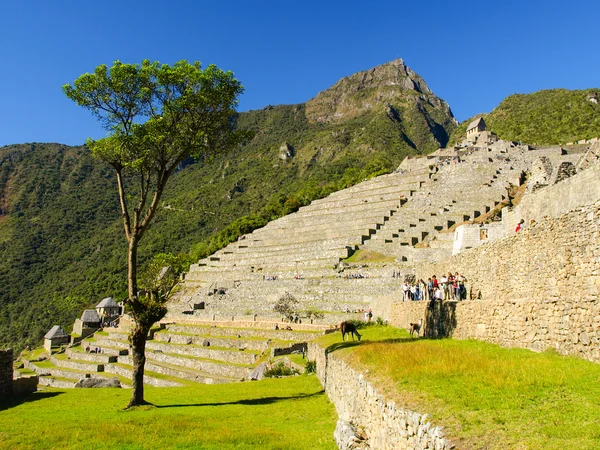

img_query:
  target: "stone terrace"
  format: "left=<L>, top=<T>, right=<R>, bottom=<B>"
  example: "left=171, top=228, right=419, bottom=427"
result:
left=23, top=321, right=326, bottom=388
left=170, top=141, right=584, bottom=322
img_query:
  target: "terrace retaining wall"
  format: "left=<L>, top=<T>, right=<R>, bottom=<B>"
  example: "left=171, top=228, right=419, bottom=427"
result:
left=308, top=343, right=453, bottom=450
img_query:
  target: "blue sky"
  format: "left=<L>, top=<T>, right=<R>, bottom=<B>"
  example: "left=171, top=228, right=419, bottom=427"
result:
left=1, top=0, right=598, bottom=147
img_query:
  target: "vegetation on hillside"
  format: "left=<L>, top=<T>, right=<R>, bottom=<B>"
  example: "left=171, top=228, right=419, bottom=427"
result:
left=448, top=88, right=600, bottom=146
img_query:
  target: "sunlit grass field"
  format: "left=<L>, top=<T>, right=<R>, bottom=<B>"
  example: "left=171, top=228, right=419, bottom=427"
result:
left=317, top=326, right=600, bottom=449
left=0, top=375, right=337, bottom=450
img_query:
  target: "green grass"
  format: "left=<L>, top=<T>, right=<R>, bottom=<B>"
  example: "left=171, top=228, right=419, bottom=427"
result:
left=316, top=326, right=600, bottom=449
left=0, top=376, right=336, bottom=450
left=342, top=249, right=395, bottom=263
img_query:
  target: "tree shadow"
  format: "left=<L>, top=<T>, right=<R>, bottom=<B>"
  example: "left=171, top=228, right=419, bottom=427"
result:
left=424, top=300, right=457, bottom=338
left=155, top=391, right=325, bottom=409
left=0, top=391, right=63, bottom=412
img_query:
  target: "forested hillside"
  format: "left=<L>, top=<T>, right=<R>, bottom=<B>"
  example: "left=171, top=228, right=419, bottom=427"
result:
left=449, top=88, right=600, bottom=145
left=0, top=59, right=457, bottom=352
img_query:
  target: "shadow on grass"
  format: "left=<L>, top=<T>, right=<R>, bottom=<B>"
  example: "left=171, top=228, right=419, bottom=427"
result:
left=155, top=391, right=325, bottom=409
left=0, top=391, right=63, bottom=412
left=325, top=337, right=419, bottom=355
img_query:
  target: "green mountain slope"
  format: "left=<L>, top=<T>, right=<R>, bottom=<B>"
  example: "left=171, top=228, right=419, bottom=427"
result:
left=449, top=89, right=600, bottom=146
left=0, top=59, right=456, bottom=352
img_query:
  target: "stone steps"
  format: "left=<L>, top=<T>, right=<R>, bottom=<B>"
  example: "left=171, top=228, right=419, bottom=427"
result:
left=145, top=340, right=259, bottom=365
left=118, top=353, right=251, bottom=380
left=163, top=323, right=323, bottom=341
left=65, top=348, right=118, bottom=363
left=214, top=247, right=351, bottom=265
left=153, top=331, right=270, bottom=352
left=104, top=363, right=183, bottom=387
left=138, top=359, right=235, bottom=384
left=264, top=209, right=395, bottom=229
left=50, top=354, right=105, bottom=372
left=195, top=257, right=342, bottom=273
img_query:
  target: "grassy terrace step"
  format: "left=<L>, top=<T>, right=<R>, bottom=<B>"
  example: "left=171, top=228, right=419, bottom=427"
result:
left=145, top=340, right=260, bottom=365
left=118, top=352, right=251, bottom=380
left=163, top=323, right=323, bottom=341
left=65, top=347, right=118, bottom=363
left=50, top=354, right=105, bottom=372
left=104, top=362, right=183, bottom=387
left=26, top=360, right=130, bottom=387
left=80, top=337, right=129, bottom=356
left=88, top=336, right=130, bottom=350
left=153, top=331, right=271, bottom=351
left=136, top=359, right=236, bottom=385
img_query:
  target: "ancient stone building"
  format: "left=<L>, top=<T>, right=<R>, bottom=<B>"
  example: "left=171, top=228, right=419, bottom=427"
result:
left=466, top=116, right=486, bottom=141
left=44, top=325, right=70, bottom=352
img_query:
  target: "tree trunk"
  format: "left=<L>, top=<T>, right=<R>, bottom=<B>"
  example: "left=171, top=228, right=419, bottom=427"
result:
left=128, top=236, right=139, bottom=301
left=126, top=235, right=147, bottom=408
left=127, top=324, right=149, bottom=408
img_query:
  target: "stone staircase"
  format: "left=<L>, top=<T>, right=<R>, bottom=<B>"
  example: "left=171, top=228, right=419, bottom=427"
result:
left=25, top=321, right=327, bottom=388
left=185, top=170, right=431, bottom=283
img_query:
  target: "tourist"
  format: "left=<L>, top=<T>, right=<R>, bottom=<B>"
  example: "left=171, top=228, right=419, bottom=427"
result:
left=427, top=278, right=434, bottom=301
left=440, top=274, right=448, bottom=299
left=515, top=219, right=525, bottom=232
left=402, top=281, right=410, bottom=301
left=419, top=280, right=427, bottom=300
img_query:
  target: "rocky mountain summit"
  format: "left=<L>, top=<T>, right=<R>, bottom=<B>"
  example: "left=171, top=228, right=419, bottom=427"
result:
left=306, top=59, right=456, bottom=149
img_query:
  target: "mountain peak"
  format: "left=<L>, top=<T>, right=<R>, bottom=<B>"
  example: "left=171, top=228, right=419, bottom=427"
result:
left=305, top=59, right=442, bottom=124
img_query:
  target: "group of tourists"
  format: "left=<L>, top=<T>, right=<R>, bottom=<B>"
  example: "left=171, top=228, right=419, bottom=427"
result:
left=401, top=272, right=468, bottom=302
left=342, top=272, right=371, bottom=279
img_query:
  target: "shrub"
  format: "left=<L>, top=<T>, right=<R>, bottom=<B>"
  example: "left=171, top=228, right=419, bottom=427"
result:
left=265, top=361, right=299, bottom=378
left=305, top=360, right=316, bottom=374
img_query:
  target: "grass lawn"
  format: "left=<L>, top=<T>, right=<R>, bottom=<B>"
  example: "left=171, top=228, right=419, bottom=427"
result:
left=317, top=325, right=600, bottom=449
left=0, top=376, right=336, bottom=450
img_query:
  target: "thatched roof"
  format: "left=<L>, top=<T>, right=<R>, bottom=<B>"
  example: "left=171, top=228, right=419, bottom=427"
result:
left=96, top=297, right=118, bottom=308
left=467, top=117, right=486, bottom=131
left=80, top=309, right=101, bottom=323
left=44, top=325, right=69, bottom=340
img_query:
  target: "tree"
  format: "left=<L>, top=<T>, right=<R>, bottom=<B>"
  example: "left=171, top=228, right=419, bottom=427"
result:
left=64, top=60, right=244, bottom=407
left=273, top=292, right=299, bottom=319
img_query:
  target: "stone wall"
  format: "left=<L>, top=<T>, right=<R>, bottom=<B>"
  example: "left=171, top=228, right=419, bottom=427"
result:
left=392, top=198, right=600, bottom=362
left=308, top=343, right=453, bottom=450
left=503, top=160, right=600, bottom=235
left=0, top=349, right=13, bottom=399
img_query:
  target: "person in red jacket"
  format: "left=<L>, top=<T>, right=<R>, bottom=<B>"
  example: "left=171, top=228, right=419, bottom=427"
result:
left=515, top=219, right=525, bottom=232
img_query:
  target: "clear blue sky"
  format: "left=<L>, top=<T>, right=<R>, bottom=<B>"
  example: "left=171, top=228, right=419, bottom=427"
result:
left=1, top=0, right=598, bottom=147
